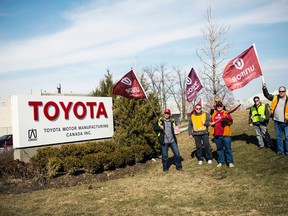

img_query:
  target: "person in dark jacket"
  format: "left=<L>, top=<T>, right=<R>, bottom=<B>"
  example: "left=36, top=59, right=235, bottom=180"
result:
left=249, top=96, right=273, bottom=149
left=154, top=109, right=182, bottom=172
left=188, top=104, right=212, bottom=165
left=262, top=83, right=288, bottom=155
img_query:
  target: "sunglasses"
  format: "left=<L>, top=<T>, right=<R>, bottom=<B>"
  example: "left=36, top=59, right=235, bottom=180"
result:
left=279, top=91, right=286, bottom=93
left=195, top=108, right=202, bottom=110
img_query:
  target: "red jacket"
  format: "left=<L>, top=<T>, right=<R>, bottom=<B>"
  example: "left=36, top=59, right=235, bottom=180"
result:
left=210, top=110, right=233, bottom=136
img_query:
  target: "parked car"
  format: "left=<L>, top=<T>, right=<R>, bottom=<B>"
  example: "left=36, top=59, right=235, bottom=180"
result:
left=0, top=134, right=13, bottom=148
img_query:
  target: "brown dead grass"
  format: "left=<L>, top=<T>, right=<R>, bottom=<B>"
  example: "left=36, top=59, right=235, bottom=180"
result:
left=0, top=110, right=288, bottom=215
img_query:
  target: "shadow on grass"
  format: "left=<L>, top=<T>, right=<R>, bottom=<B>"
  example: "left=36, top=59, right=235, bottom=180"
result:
left=187, top=133, right=277, bottom=163
left=231, top=133, right=258, bottom=145
left=190, top=149, right=217, bottom=162
left=232, top=133, right=276, bottom=151
left=190, top=149, right=197, bottom=159
left=165, top=156, right=184, bottom=170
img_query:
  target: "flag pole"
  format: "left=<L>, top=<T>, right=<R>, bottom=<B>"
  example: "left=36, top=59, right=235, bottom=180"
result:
left=253, top=43, right=265, bottom=84
left=132, top=68, right=160, bottom=119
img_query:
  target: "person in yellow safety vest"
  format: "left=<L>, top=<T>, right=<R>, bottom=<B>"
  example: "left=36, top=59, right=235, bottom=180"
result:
left=262, top=83, right=288, bottom=155
left=249, top=96, right=273, bottom=149
left=153, top=109, right=183, bottom=173
left=188, top=104, right=213, bottom=165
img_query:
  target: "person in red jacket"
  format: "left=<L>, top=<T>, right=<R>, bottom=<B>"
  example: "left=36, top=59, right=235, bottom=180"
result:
left=210, top=97, right=226, bottom=115
left=210, top=102, right=234, bottom=167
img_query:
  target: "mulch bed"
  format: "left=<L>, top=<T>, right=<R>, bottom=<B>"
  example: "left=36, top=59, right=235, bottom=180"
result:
left=0, top=162, right=151, bottom=195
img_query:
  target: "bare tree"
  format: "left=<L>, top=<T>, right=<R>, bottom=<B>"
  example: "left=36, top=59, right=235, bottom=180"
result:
left=168, top=67, right=187, bottom=120
left=143, top=65, right=205, bottom=120
left=196, top=7, right=234, bottom=107
left=143, top=64, right=173, bottom=110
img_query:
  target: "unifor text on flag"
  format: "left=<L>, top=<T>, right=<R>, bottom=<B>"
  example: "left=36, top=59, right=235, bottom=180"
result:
left=186, top=68, right=203, bottom=102
left=112, top=70, right=146, bottom=99
left=222, top=45, right=262, bottom=91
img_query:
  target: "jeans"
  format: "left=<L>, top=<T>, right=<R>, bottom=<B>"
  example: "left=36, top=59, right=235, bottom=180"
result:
left=160, top=141, right=182, bottom=171
left=274, top=121, right=288, bottom=155
left=214, top=136, right=233, bottom=164
left=193, top=134, right=212, bottom=161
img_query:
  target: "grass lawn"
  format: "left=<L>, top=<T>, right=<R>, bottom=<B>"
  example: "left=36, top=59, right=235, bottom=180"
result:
left=0, top=110, right=287, bottom=215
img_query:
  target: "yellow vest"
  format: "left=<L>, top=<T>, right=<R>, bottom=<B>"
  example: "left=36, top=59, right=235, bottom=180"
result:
left=250, top=104, right=266, bottom=123
left=191, top=113, right=206, bottom=132
left=270, top=96, right=288, bottom=121
left=157, top=117, right=176, bottom=137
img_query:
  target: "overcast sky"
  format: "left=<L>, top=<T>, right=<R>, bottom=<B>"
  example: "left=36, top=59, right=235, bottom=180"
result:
left=0, top=0, right=287, bottom=100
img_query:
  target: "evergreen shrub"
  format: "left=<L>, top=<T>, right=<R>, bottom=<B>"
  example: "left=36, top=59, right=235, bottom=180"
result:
left=62, top=156, right=82, bottom=175
left=82, top=152, right=106, bottom=174
left=30, top=147, right=59, bottom=168
left=46, top=157, right=63, bottom=178
left=118, top=146, right=135, bottom=165
left=130, top=145, right=146, bottom=163
left=109, top=149, right=125, bottom=168
left=57, top=144, right=84, bottom=158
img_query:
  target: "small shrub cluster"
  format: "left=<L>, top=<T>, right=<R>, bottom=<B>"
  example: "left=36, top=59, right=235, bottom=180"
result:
left=0, top=159, right=44, bottom=182
left=29, top=140, right=157, bottom=178
left=0, top=148, right=28, bottom=180
left=0, top=147, right=14, bottom=166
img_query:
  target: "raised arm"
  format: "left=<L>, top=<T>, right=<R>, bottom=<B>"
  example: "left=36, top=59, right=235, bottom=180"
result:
left=262, top=82, right=274, bottom=101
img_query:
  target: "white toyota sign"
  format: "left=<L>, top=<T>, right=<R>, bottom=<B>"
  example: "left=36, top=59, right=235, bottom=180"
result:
left=11, top=95, right=114, bottom=148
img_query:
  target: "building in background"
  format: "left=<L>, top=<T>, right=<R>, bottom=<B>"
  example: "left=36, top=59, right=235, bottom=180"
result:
left=0, top=97, right=12, bottom=136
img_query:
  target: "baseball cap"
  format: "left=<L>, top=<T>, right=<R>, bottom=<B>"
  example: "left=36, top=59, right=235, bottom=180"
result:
left=164, top=109, right=171, bottom=114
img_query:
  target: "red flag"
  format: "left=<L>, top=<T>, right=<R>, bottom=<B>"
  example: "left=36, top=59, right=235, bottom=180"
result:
left=186, top=68, right=203, bottom=102
left=112, top=70, right=146, bottom=99
left=227, top=104, right=241, bottom=114
left=222, top=45, right=262, bottom=91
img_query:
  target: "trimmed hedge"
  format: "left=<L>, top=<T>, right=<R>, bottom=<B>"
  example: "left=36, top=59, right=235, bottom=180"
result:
left=47, top=157, right=63, bottom=178
left=29, top=140, right=157, bottom=178
left=62, top=156, right=82, bottom=175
